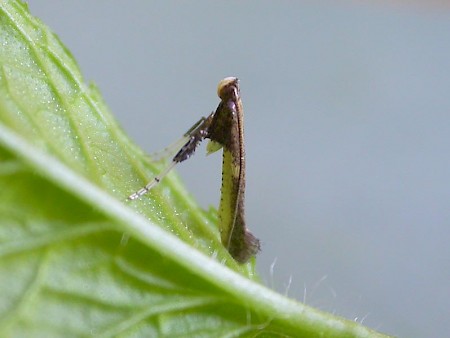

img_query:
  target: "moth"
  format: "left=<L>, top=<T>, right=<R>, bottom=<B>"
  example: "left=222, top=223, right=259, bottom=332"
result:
left=128, top=77, right=260, bottom=263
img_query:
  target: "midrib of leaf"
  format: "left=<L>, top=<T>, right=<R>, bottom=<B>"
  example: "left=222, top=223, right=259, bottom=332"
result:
left=0, top=123, right=322, bottom=336
left=0, top=1, right=391, bottom=337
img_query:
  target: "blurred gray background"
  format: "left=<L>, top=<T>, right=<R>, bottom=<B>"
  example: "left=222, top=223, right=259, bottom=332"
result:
left=29, top=1, right=450, bottom=337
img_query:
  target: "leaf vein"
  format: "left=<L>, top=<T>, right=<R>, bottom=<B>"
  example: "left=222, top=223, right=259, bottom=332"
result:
left=0, top=221, right=114, bottom=258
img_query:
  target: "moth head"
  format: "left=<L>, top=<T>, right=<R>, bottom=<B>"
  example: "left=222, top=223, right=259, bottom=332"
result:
left=217, top=77, right=239, bottom=100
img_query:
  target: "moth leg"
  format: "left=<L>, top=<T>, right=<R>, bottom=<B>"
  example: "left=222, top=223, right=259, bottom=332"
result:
left=127, top=161, right=177, bottom=200
left=149, top=136, right=190, bottom=162
left=149, top=115, right=212, bottom=161
left=128, top=113, right=214, bottom=200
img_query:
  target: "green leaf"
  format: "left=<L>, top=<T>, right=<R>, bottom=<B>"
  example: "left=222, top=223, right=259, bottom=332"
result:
left=0, top=1, right=391, bottom=337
